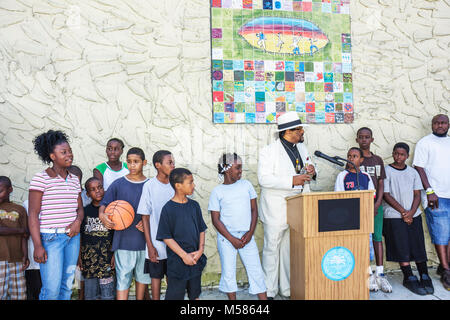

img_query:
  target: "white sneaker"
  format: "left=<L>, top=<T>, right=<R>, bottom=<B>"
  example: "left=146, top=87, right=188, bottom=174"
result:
left=368, top=273, right=379, bottom=291
left=376, top=273, right=393, bottom=293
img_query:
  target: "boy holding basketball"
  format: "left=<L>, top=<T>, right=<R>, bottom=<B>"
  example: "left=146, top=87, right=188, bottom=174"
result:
left=156, top=168, right=207, bottom=300
left=99, top=147, right=150, bottom=300
left=79, top=177, right=115, bottom=300
left=137, top=150, right=175, bottom=300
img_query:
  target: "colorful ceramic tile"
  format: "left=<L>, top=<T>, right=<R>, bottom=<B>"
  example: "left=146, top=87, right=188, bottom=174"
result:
left=211, top=1, right=353, bottom=123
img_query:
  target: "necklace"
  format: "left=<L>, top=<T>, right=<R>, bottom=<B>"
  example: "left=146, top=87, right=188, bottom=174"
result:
left=280, top=139, right=302, bottom=174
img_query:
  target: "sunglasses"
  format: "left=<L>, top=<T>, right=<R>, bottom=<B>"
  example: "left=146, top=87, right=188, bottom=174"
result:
left=289, top=127, right=304, bottom=132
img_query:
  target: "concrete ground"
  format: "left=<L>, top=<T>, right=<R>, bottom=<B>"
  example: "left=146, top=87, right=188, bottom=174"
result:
left=129, top=266, right=449, bottom=300
left=200, top=268, right=450, bottom=300
left=74, top=265, right=448, bottom=300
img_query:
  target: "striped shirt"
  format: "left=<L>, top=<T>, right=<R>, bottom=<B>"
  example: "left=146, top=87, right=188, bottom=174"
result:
left=29, top=170, right=81, bottom=230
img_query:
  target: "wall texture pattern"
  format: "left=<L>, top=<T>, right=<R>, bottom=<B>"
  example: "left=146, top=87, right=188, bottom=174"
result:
left=0, top=0, right=449, bottom=286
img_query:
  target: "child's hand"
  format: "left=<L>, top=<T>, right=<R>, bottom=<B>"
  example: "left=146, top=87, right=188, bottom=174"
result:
left=77, top=256, right=83, bottom=270
left=135, top=220, right=144, bottom=232
left=240, top=232, right=253, bottom=247
left=182, top=252, right=197, bottom=266
left=99, top=212, right=115, bottom=230
left=229, top=237, right=244, bottom=249
left=21, top=256, right=29, bottom=272
left=66, top=219, right=81, bottom=238
left=401, top=210, right=414, bottom=225
left=34, top=245, right=47, bottom=264
left=148, top=246, right=159, bottom=263
left=190, top=250, right=203, bottom=263
left=111, top=255, right=115, bottom=270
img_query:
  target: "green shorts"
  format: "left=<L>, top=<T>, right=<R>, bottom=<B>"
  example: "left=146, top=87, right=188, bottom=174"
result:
left=372, top=205, right=384, bottom=242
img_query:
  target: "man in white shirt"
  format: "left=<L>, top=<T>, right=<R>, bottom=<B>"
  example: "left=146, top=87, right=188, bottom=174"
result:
left=257, top=112, right=316, bottom=299
left=413, top=114, right=450, bottom=291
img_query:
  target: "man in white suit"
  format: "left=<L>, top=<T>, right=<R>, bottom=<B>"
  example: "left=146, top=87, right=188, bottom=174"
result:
left=258, top=112, right=316, bottom=299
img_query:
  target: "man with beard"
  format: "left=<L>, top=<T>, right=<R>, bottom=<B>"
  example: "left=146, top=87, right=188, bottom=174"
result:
left=413, top=114, right=450, bottom=291
left=257, top=112, right=316, bottom=299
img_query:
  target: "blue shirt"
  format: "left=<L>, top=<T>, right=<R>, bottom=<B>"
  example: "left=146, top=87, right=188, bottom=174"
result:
left=208, top=179, right=257, bottom=232
left=334, top=170, right=375, bottom=192
left=100, top=176, right=148, bottom=251
left=156, top=199, right=207, bottom=280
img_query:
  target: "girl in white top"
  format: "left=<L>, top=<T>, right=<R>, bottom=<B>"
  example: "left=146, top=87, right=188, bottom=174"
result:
left=93, top=138, right=129, bottom=191
left=208, top=153, right=267, bottom=300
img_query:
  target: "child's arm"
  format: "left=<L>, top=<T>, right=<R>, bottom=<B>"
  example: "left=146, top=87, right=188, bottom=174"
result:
left=93, top=168, right=103, bottom=184
left=28, top=190, right=47, bottom=263
left=66, top=193, right=84, bottom=237
left=20, top=210, right=29, bottom=271
left=374, top=178, right=384, bottom=213
left=211, top=211, right=243, bottom=249
left=21, top=235, right=29, bottom=271
left=403, top=190, right=421, bottom=224
left=163, top=238, right=196, bottom=266
left=142, top=215, right=159, bottom=263
left=383, top=192, right=406, bottom=215
left=241, top=198, right=258, bottom=246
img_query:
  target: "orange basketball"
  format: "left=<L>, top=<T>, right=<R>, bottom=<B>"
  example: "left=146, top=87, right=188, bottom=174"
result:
left=104, top=200, right=135, bottom=231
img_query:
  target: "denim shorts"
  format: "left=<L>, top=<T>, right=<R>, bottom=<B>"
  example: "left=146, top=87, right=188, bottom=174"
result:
left=114, top=250, right=150, bottom=291
left=84, top=277, right=115, bottom=300
left=425, top=197, right=450, bottom=245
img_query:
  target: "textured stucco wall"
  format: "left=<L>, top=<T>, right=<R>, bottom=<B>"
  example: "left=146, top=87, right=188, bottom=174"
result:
left=0, top=0, right=449, bottom=286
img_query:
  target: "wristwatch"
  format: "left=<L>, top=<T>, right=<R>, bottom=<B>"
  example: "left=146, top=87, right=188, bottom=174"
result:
left=426, top=187, right=434, bottom=195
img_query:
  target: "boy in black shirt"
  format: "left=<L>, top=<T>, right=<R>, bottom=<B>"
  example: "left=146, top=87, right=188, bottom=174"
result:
left=78, top=177, right=115, bottom=300
left=157, top=168, right=207, bottom=300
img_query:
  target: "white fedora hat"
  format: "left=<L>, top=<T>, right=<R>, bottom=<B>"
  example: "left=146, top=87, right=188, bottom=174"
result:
left=276, top=111, right=309, bottom=132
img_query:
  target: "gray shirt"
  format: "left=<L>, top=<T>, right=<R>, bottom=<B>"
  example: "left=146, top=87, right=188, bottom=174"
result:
left=383, top=165, right=423, bottom=219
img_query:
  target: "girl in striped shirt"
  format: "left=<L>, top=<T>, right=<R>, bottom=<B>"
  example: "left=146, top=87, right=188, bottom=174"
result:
left=28, top=130, right=84, bottom=300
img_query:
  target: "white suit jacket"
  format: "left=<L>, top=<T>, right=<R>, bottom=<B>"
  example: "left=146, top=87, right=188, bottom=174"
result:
left=257, top=139, right=313, bottom=227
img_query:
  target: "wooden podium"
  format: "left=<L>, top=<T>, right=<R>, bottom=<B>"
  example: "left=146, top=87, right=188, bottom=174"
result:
left=286, top=190, right=374, bottom=300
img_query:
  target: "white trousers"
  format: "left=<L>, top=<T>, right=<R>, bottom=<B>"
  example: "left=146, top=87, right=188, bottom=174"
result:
left=261, top=223, right=290, bottom=298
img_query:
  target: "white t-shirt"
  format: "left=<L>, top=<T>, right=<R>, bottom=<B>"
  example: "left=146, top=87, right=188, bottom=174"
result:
left=413, top=133, right=450, bottom=199
left=94, top=162, right=129, bottom=191
left=383, top=165, right=423, bottom=219
left=136, top=177, right=174, bottom=260
left=208, top=179, right=257, bottom=232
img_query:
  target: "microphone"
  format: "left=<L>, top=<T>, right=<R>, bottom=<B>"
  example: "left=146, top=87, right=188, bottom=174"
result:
left=314, top=151, right=345, bottom=166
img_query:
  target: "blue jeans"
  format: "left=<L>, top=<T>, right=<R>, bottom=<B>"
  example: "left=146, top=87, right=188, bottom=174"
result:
left=84, top=277, right=115, bottom=300
left=425, top=197, right=450, bottom=245
left=39, top=233, right=80, bottom=300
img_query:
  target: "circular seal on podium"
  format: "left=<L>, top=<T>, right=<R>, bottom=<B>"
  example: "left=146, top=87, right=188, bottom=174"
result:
left=321, top=246, right=355, bottom=281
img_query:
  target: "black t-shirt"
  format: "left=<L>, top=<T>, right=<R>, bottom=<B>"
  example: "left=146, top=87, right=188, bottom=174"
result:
left=80, top=203, right=114, bottom=279
left=156, top=199, right=207, bottom=280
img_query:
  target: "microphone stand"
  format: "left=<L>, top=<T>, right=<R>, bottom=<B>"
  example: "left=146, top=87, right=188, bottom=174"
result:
left=335, top=156, right=361, bottom=190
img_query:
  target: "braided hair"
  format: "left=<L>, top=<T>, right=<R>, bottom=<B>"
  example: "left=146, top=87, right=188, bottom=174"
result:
left=217, top=152, right=241, bottom=175
left=33, top=130, right=70, bottom=164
